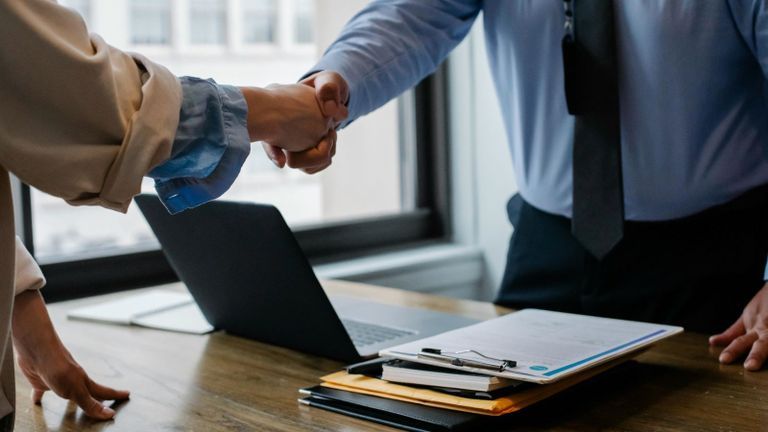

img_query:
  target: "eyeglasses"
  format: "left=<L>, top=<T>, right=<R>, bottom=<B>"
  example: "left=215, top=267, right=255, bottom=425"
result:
left=418, top=348, right=517, bottom=373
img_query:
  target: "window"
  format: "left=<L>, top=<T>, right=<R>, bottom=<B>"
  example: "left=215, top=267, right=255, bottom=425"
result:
left=26, top=0, right=450, bottom=299
left=190, top=0, right=228, bottom=45
left=242, top=0, right=278, bottom=44
left=294, top=0, right=314, bottom=44
left=130, top=0, right=172, bottom=45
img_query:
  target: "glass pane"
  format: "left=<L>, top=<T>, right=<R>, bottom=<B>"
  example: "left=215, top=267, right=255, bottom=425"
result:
left=33, top=0, right=413, bottom=263
left=295, top=0, right=314, bottom=44
left=190, top=0, right=227, bottom=45
left=242, top=0, right=277, bottom=44
left=130, top=0, right=172, bottom=45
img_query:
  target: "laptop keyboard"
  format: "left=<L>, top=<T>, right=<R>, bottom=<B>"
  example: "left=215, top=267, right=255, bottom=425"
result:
left=341, top=319, right=416, bottom=347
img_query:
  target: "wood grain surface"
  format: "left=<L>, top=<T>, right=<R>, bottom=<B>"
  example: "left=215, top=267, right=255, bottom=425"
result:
left=12, top=280, right=768, bottom=431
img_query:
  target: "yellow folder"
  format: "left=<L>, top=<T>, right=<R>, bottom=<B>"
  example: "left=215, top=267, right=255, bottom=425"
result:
left=321, top=357, right=629, bottom=416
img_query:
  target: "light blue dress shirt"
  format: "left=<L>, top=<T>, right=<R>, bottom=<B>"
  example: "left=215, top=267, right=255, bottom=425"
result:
left=311, top=0, right=768, bottom=221
left=149, top=77, right=251, bottom=214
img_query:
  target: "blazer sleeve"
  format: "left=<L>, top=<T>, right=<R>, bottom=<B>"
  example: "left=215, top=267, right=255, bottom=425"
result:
left=14, top=237, right=44, bottom=296
left=0, top=0, right=183, bottom=213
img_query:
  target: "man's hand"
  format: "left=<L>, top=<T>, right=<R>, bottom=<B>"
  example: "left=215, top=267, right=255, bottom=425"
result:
left=301, top=71, right=349, bottom=123
left=12, top=290, right=130, bottom=420
left=240, top=83, right=334, bottom=153
left=710, top=283, right=768, bottom=371
left=260, top=71, right=349, bottom=174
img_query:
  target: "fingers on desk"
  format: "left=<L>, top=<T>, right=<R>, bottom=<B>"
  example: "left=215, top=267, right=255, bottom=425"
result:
left=709, top=319, right=745, bottom=347
left=87, top=378, right=130, bottom=402
left=717, top=331, right=758, bottom=367
left=56, top=377, right=130, bottom=420
left=744, top=336, right=768, bottom=371
left=74, top=387, right=116, bottom=420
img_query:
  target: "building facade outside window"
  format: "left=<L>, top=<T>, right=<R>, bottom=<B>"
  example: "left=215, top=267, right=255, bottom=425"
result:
left=130, top=0, right=172, bottom=45
left=242, top=0, right=278, bottom=44
left=190, top=0, right=228, bottom=45
left=294, top=0, right=314, bottom=44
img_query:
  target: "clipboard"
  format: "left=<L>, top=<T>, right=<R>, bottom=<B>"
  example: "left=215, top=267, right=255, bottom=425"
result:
left=380, top=309, right=682, bottom=384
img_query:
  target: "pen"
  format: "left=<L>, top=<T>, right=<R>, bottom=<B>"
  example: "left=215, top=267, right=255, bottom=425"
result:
left=418, top=348, right=517, bottom=372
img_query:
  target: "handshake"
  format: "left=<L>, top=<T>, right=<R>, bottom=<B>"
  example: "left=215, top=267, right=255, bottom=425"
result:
left=240, top=71, right=349, bottom=175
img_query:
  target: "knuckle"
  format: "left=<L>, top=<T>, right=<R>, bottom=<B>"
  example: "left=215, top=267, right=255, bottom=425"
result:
left=328, top=71, right=344, bottom=84
left=320, top=81, right=338, bottom=93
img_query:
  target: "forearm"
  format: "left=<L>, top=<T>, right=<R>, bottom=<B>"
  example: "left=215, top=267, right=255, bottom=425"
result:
left=11, top=291, right=61, bottom=361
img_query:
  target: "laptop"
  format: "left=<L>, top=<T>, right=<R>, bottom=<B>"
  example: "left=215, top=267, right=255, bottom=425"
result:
left=135, top=194, right=477, bottom=362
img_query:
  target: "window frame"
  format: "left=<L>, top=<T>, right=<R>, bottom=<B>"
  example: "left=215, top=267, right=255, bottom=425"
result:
left=22, top=65, right=452, bottom=302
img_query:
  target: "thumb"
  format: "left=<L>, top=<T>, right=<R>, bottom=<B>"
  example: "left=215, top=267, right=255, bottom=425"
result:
left=313, top=72, right=349, bottom=122
left=261, top=143, right=286, bottom=168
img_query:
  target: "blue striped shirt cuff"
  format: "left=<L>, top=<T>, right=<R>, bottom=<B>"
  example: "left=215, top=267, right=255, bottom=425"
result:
left=149, top=77, right=251, bottom=214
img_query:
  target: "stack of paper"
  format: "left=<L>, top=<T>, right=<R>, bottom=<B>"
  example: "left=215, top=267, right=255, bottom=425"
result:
left=380, top=309, right=683, bottom=384
left=321, top=356, right=625, bottom=416
left=300, top=309, right=683, bottom=429
left=381, top=360, right=519, bottom=392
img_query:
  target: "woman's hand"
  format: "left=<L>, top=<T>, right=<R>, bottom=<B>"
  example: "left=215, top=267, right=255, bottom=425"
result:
left=12, top=290, right=129, bottom=420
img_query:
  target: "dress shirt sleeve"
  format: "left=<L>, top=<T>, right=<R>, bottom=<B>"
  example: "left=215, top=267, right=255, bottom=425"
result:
left=728, top=0, right=768, bottom=78
left=308, top=0, right=482, bottom=127
left=727, top=1, right=768, bottom=279
left=148, top=77, right=251, bottom=214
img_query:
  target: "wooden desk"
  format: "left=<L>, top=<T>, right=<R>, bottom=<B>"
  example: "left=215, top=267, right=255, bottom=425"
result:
left=14, top=281, right=768, bottom=431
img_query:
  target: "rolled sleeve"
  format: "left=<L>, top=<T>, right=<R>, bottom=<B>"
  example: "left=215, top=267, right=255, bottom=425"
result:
left=149, top=77, right=251, bottom=214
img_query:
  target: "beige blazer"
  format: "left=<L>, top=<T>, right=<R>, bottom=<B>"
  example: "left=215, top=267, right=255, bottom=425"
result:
left=0, top=0, right=183, bottom=428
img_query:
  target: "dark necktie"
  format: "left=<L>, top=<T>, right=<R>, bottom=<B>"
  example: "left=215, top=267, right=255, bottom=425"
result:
left=562, top=0, right=624, bottom=259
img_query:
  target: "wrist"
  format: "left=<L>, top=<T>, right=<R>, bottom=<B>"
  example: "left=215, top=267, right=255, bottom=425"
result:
left=239, top=86, right=278, bottom=142
left=12, top=290, right=63, bottom=361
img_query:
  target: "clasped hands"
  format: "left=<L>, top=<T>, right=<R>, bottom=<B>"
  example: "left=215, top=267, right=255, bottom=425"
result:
left=240, top=71, right=350, bottom=174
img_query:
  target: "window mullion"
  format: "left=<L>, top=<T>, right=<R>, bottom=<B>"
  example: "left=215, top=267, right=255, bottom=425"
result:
left=174, top=0, right=190, bottom=54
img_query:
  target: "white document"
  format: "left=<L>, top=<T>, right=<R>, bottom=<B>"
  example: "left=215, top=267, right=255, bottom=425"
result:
left=67, top=290, right=214, bottom=335
left=380, top=309, right=683, bottom=384
left=132, top=302, right=214, bottom=334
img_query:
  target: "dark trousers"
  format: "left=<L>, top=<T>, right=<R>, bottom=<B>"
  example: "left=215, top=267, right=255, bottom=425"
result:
left=495, top=187, right=768, bottom=334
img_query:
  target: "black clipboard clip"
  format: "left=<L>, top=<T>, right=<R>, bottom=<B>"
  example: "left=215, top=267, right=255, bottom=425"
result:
left=418, top=348, right=517, bottom=372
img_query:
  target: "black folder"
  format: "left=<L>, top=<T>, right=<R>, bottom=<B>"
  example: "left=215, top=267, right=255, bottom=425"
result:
left=299, top=385, right=483, bottom=431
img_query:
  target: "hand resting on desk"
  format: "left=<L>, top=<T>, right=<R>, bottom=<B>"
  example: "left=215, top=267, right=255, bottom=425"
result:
left=12, top=291, right=130, bottom=420
left=710, top=282, right=768, bottom=371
